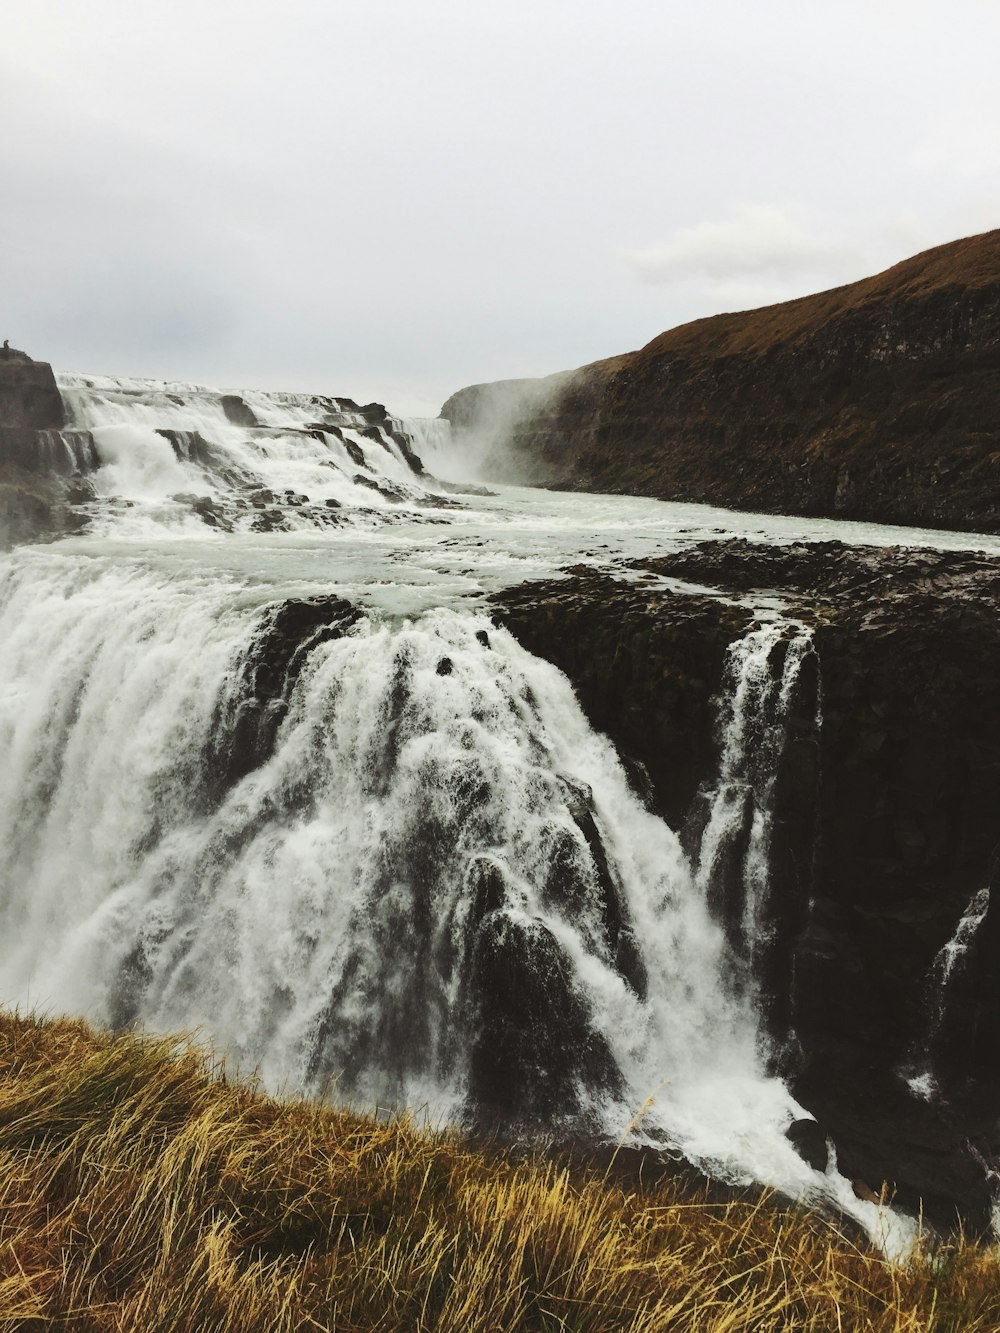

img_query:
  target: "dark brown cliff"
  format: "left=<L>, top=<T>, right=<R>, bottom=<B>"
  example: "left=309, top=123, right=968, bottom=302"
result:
left=0, top=350, right=91, bottom=548
left=443, top=229, right=1000, bottom=531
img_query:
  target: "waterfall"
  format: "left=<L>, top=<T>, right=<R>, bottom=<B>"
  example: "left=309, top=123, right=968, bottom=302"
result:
left=692, top=621, right=819, bottom=999
left=54, top=373, right=452, bottom=536
left=0, top=551, right=918, bottom=1251
left=906, top=886, right=992, bottom=1102
left=0, top=559, right=752, bottom=1130
left=0, top=371, right=922, bottom=1253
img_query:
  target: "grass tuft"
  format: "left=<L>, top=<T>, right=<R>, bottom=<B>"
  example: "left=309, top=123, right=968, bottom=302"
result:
left=0, top=1010, right=998, bottom=1330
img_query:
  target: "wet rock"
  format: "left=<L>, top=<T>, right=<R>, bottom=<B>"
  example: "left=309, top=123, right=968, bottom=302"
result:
left=468, top=911, right=620, bottom=1123
left=0, top=464, right=89, bottom=549
left=220, top=394, right=258, bottom=428
left=491, top=538, right=1000, bottom=1230
left=491, top=570, right=754, bottom=829
left=387, top=426, right=425, bottom=474
left=203, top=595, right=361, bottom=803
left=157, top=429, right=258, bottom=490
left=851, top=1179, right=882, bottom=1205
left=0, top=354, right=65, bottom=430
left=352, top=473, right=404, bottom=502
left=250, top=508, right=287, bottom=533
left=786, top=1118, right=829, bottom=1173
left=467, top=856, right=508, bottom=920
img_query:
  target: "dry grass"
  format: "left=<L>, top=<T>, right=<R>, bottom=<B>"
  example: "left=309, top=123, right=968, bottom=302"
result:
left=637, top=227, right=1000, bottom=363
left=0, top=1012, right=998, bottom=1331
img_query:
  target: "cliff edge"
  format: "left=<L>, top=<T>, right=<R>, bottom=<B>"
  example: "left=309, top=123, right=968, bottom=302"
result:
left=0, top=349, right=87, bottom=549
left=442, top=229, right=1000, bottom=531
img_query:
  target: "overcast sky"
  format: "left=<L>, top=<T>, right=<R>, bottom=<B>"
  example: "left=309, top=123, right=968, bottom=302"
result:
left=3, top=1, right=997, bottom=415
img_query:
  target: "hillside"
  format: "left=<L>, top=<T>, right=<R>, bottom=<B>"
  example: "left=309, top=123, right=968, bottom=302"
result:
left=441, top=229, right=1000, bottom=531
left=3, top=1009, right=1000, bottom=1331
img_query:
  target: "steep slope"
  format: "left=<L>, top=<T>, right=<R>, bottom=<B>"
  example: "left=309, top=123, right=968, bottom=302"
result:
left=442, top=229, right=1000, bottom=531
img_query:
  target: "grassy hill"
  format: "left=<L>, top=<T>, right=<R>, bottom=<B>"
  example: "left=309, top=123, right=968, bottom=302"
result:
left=1, top=1010, right=1000, bottom=1330
left=442, top=229, right=1000, bottom=533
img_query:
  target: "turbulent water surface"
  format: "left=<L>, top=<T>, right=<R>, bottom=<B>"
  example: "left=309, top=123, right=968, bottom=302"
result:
left=7, top=373, right=998, bottom=1249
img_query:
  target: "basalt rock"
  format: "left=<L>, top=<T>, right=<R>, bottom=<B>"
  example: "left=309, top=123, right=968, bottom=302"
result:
left=220, top=393, right=258, bottom=428
left=468, top=911, right=621, bottom=1123
left=0, top=355, right=93, bottom=547
left=786, top=1119, right=829, bottom=1173
left=203, top=595, right=362, bottom=804
left=444, top=229, right=1000, bottom=532
left=0, top=465, right=86, bottom=548
left=0, top=351, right=65, bottom=430
left=492, top=570, right=755, bottom=829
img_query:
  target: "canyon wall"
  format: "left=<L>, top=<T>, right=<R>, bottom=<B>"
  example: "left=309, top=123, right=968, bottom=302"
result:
left=443, top=229, right=1000, bottom=531
left=491, top=544, right=1000, bottom=1228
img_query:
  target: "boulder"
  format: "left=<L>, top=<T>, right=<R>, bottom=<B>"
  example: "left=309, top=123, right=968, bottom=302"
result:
left=786, top=1118, right=829, bottom=1173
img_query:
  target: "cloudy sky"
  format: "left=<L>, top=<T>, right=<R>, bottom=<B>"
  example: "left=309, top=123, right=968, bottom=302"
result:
left=3, top=1, right=997, bottom=414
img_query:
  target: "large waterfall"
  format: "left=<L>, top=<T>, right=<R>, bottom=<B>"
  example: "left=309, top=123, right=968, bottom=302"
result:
left=0, top=372, right=933, bottom=1251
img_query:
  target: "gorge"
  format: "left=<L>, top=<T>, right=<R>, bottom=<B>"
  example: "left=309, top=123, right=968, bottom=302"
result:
left=2, top=232, right=1000, bottom=1249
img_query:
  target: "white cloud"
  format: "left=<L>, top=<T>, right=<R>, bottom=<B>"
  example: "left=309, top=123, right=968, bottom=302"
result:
left=623, top=204, right=865, bottom=287
left=3, top=1, right=999, bottom=410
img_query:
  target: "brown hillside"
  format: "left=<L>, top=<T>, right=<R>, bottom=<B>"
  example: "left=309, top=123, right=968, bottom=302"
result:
left=443, top=229, right=1000, bottom=531
left=638, top=228, right=1000, bottom=363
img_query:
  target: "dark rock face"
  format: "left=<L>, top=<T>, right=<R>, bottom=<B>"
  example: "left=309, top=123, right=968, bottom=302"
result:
left=0, top=353, right=65, bottom=431
left=786, top=1119, right=829, bottom=1173
left=491, top=541, right=1000, bottom=1230
left=0, top=456, right=92, bottom=549
left=468, top=911, right=621, bottom=1123
left=204, top=596, right=362, bottom=804
left=493, top=569, right=755, bottom=830
left=0, top=355, right=93, bottom=548
left=443, top=229, right=1000, bottom=532
left=220, top=393, right=258, bottom=428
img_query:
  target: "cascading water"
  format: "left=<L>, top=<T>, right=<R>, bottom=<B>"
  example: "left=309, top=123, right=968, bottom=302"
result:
left=0, top=558, right=911, bottom=1249
left=0, top=563, right=755, bottom=1129
left=693, top=620, right=819, bottom=1007
left=54, top=372, right=455, bottom=538
left=906, top=886, right=992, bottom=1102
left=0, top=371, right=921, bottom=1253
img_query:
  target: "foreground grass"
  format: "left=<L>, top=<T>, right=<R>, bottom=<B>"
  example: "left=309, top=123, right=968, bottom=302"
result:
left=0, top=1015, right=998, bottom=1331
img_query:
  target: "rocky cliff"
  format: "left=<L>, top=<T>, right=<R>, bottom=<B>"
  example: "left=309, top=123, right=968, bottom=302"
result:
left=443, top=229, right=1000, bottom=531
left=490, top=543, right=1000, bottom=1230
left=0, top=349, right=89, bottom=548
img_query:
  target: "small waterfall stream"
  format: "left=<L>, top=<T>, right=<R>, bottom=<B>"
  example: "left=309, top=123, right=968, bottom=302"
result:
left=906, top=886, right=992, bottom=1102
left=693, top=621, right=819, bottom=1005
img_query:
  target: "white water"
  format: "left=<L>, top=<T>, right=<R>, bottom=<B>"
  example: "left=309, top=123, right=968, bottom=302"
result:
left=906, top=886, right=992, bottom=1103
left=56, top=372, right=458, bottom=538
left=695, top=623, right=816, bottom=979
left=10, top=372, right=985, bottom=1253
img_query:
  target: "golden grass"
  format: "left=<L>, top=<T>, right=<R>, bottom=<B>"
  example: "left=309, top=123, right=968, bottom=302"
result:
left=0, top=1011, right=999, bottom=1331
